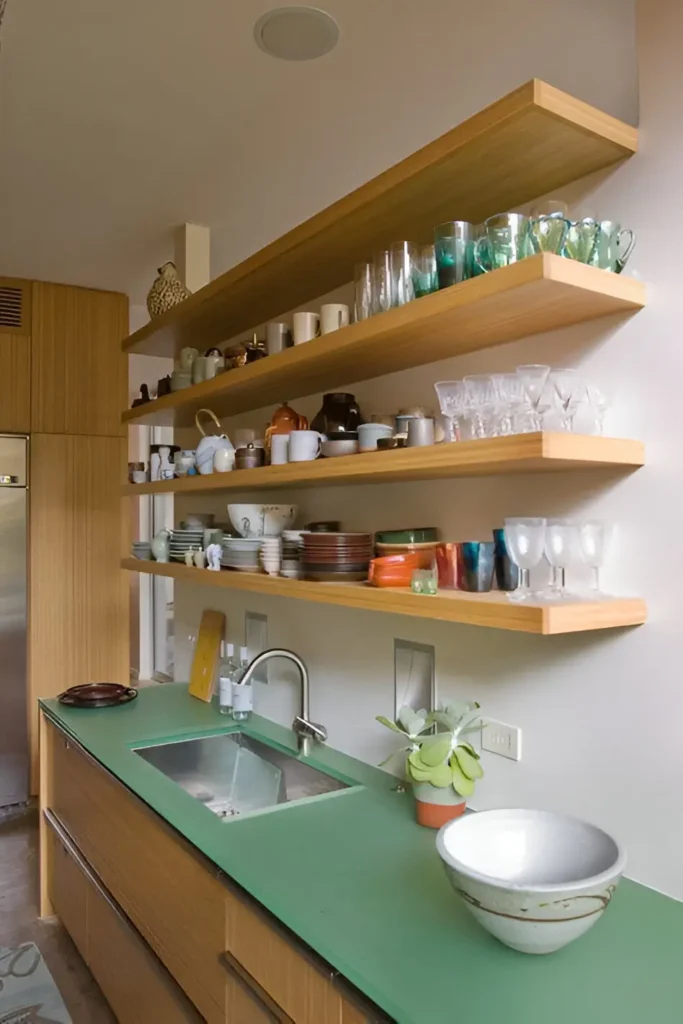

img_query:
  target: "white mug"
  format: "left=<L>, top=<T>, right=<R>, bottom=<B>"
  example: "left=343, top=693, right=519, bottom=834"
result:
left=213, top=447, right=234, bottom=473
left=320, top=303, right=350, bottom=335
left=270, top=433, right=290, bottom=465
left=288, top=430, right=325, bottom=462
left=293, top=312, right=320, bottom=345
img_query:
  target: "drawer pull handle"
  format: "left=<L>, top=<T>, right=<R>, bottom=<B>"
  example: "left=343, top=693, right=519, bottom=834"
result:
left=218, top=952, right=293, bottom=1023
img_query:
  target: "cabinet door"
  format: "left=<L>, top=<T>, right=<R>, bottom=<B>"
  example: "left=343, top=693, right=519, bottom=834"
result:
left=28, top=434, right=129, bottom=788
left=31, top=281, right=127, bottom=436
left=46, top=821, right=88, bottom=957
left=0, top=334, right=30, bottom=433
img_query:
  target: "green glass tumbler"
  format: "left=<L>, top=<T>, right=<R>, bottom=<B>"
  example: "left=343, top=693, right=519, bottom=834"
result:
left=412, top=243, right=438, bottom=298
left=564, top=218, right=601, bottom=264
left=473, top=213, right=531, bottom=273
left=434, top=222, right=475, bottom=289
left=528, top=214, right=570, bottom=255
left=589, top=221, right=636, bottom=273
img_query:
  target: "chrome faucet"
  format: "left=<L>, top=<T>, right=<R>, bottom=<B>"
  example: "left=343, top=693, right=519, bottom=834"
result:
left=237, top=649, right=328, bottom=756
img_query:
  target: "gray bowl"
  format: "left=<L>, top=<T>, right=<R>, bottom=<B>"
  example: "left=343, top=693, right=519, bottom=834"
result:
left=437, top=809, right=626, bottom=954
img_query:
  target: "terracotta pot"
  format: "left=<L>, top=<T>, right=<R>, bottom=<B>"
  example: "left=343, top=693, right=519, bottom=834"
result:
left=412, top=782, right=466, bottom=829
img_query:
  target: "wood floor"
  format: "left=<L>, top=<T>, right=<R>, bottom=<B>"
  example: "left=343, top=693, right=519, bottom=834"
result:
left=0, top=804, right=115, bottom=1023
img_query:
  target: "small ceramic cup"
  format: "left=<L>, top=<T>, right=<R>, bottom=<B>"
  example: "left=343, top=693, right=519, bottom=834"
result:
left=270, top=433, right=290, bottom=465
left=320, top=303, right=350, bottom=334
left=293, top=312, right=320, bottom=345
left=358, top=423, right=394, bottom=452
left=213, top=448, right=234, bottom=473
left=407, top=417, right=436, bottom=447
left=288, top=430, right=325, bottom=462
left=193, top=549, right=207, bottom=568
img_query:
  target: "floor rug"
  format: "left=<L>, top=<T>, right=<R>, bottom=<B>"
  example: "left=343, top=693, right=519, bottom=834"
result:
left=0, top=944, right=72, bottom=1023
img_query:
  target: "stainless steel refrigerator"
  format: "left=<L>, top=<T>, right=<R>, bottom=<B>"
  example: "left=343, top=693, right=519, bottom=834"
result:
left=0, top=436, right=27, bottom=807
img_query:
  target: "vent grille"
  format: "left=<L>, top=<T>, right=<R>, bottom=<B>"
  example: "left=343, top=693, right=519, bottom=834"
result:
left=0, top=287, right=23, bottom=329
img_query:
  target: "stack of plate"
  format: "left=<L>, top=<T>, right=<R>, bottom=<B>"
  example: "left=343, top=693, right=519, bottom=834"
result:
left=221, top=537, right=263, bottom=572
left=301, top=533, right=373, bottom=583
left=170, top=527, right=205, bottom=561
left=131, top=541, right=152, bottom=560
left=281, top=530, right=307, bottom=579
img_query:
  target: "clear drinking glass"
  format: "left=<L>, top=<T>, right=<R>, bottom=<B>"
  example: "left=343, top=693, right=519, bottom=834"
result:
left=412, top=244, right=438, bottom=297
left=389, top=241, right=417, bottom=307
left=586, top=383, right=612, bottom=435
left=531, top=199, right=570, bottom=219
left=353, top=262, right=374, bottom=322
left=504, top=518, right=547, bottom=602
left=372, top=251, right=392, bottom=313
left=578, top=520, right=612, bottom=595
left=528, top=215, right=570, bottom=255
left=516, top=364, right=551, bottom=430
left=434, top=221, right=475, bottom=288
left=463, top=375, right=496, bottom=439
left=551, top=369, right=587, bottom=432
left=434, top=380, right=467, bottom=442
left=589, top=221, right=636, bottom=273
left=474, top=214, right=531, bottom=273
left=544, top=519, right=580, bottom=599
left=564, top=218, right=600, bottom=264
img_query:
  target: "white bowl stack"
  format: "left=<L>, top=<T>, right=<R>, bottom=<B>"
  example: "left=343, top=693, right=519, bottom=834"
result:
left=221, top=537, right=263, bottom=572
left=260, top=538, right=283, bottom=577
left=281, top=530, right=307, bottom=578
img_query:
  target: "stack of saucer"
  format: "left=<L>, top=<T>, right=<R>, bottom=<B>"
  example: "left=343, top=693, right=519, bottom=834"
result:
left=301, top=532, right=373, bottom=583
left=170, top=527, right=205, bottom=561
left=260, top=538, right=282, bottom=577
left=281, top=530, right=306, bottom=579
left=131, top=540, right=152, bottom=560
left=221, top=537, right=263, bottom=572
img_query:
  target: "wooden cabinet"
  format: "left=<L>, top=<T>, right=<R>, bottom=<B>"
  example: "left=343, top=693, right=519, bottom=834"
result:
left=45, top=819, right=88, bottom=958
left=31, top=281, right=127, bottom=437
left=0, top=278, right=32, bottom=433
left=41, top=717, right=392, bottom=1024
left=28, top=434, right=129, bottom=788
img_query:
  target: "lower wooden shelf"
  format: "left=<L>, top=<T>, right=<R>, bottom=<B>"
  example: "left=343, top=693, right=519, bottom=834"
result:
left=121, top=559, right=646, bottom=635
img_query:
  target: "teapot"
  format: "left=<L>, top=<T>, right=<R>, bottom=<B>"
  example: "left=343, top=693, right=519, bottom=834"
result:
left=266, top=402, right=308, bottom=437
left=195, top=409, right=235, bottom=476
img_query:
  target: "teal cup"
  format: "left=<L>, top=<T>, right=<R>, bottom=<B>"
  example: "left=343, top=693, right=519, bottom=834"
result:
left=528, top=214, right=570, bottom=255
left=589, top=221, right=636, bottom=273
left=474, top=213, right=531, bottom=273
left=434, top=222, right=475, bottom=288
left=563, top=218, right=601, bottom=264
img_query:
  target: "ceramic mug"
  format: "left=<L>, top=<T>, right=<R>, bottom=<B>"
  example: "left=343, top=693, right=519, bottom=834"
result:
left=192, top=356, right=206, bottom=384
left=214, top=447, right=234, bottom=473
left=358, top=423, right=394, bottom=451
left=270, top=433, right=290, bottom=465
left=203, top=349, right=225, bottom=379
left=288, top=430, right=325, bottom=462
left=320, top=303, right=350, bottom=335
left=407, top=417, right=436, bottom=447
left=292, top=312, right=320, bottom=345
left=266, top=321, right=293, bottom=355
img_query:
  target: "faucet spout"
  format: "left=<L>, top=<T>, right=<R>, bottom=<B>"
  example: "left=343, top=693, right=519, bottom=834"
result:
left=237, top=648, right=327, bottom=755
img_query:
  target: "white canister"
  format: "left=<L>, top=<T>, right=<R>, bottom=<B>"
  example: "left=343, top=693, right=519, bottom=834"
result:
left=270, top=434, right=290, bottom=465
left=192, top=356, right=206, bottom=385
left=195, top=408, right=235, bottom=475
left=320, top=303, right=350, bottom=334
left=214, top=447, right=234, bottom=473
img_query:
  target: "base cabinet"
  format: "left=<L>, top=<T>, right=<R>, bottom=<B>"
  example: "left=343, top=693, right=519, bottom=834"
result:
left=40, top=716, right=389, bottom=1024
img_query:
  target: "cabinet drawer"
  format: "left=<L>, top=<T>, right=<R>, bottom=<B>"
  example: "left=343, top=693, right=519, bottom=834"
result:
left=226, top=888, right=341, bottom=1024
left=46, top=821, right=88, bottom=958
left=48, top=724, right=228, bottom=1022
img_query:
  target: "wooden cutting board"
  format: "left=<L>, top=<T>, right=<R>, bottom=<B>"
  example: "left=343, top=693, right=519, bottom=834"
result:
left=188, top=609, right=225, bottom=703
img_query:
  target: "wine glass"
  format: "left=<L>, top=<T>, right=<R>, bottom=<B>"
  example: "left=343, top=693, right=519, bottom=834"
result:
left=504, top=518, right=547, bottom=602
left=491, top=373, right=525, bottom=436
left=434, top=381, right=466, bottom=441
left=551, top=369, right=587, bottom=432
left=464, top=375, right=496, bottom=439
left=586, top=384, right=612, bottom=435
left=516, top=365, right=550, bottom=430
left=579, top=520, right=613, bottom=595
left=544, top=519, right=579, bottom=599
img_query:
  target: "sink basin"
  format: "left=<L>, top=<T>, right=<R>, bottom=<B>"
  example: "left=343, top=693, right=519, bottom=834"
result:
left=133, top=731, right=352, bottom=819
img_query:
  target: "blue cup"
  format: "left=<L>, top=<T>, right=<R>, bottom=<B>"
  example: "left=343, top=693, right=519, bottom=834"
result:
left=493, top=528, right=520, bottom=591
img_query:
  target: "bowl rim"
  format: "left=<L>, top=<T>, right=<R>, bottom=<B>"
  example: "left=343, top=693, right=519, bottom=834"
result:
left=436, top=809, right=627, bottom=893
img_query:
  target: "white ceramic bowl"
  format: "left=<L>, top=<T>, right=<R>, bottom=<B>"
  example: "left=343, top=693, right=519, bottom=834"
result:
left=321, top=439, right=359, bottom=458
left=436, top=809, right=626, bottom=955
left=228, top=504, right=297, bottom=538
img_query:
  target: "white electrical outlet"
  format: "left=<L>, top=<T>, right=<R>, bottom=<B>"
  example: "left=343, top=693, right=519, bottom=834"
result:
left=481, top=719, right=522, bottom=761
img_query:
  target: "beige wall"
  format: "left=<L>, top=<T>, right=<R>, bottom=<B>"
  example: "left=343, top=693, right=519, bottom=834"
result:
left=170, top=2, right=683, bottom=899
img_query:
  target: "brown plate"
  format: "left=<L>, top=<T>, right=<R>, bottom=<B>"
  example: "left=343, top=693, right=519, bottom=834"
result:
left=303, top=570, right=368, bottom=583
left=304, top=532, right=372, bottom=542
left=301, top=562, right=369, bottom=572
left=58, top=683, right=138, bottom=708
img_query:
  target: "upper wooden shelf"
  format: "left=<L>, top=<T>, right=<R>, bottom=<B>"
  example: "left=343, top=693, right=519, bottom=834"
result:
left=123, top=255, right=645, bottom=427
left=122, top=433, right=644, bottom=496
left=122, top=80, right=637, bottom=360
left=120, top=559, right=646, bottom=635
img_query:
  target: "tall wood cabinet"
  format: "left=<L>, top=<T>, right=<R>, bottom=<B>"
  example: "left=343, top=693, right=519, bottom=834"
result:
left=0, top=276, right=130, bottom=789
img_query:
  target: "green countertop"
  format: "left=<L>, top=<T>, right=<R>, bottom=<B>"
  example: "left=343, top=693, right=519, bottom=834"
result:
left=41, top=685, right=682, bottom=1024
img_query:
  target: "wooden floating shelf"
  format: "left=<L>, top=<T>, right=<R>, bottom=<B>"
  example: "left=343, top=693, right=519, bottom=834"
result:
left=121, top=559, right=646, bottom=635
left=123, top=256, right=645, bottom=427
left=122, top=80, right=637, bottom=360
left=122, top=434, right=645, bottom=497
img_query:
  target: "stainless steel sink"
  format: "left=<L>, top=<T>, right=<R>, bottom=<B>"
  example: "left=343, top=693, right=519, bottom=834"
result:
left=133, top=731, right=351, bottom=820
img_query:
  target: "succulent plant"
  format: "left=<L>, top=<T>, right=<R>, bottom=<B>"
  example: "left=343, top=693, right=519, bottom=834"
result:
left=376, top=701, right=484, bottom=797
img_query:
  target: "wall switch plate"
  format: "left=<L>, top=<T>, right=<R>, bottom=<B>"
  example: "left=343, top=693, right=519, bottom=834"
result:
left=394, top=640, right=435, bottom=718
left=481, top=719, right=522, bottom=761
left=245, top=612, right=268, bottom=684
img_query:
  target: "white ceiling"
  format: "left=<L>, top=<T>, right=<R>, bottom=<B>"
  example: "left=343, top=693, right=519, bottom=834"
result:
left=0, top=1, right=637, bottom=307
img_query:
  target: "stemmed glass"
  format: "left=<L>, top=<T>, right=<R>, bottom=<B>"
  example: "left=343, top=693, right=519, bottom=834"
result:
left=551, top=369, right=587, bottom=432
left=579, top=520, right=612, bottom=595
left=491, top=373, right=525, bottom=435
left=516, top=365, right=550, bottom=430
left=586, top=384, right=612, bottom=435
left=504, top=518, right=547, bottom=602
left=464, top=375, right=496, bottom=439
left=544, top=519, right=579, bottom=599
left=434, top=381, right=467, bottom=441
